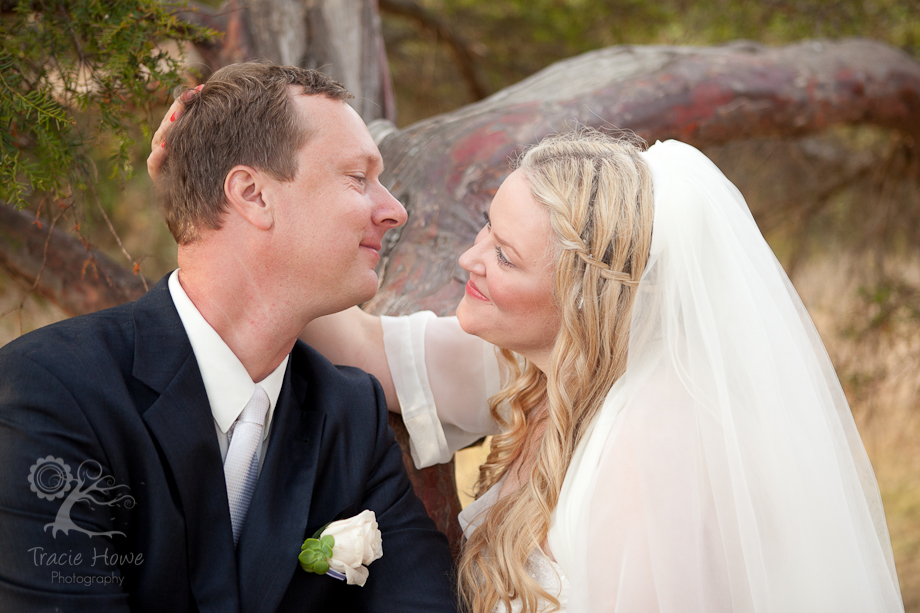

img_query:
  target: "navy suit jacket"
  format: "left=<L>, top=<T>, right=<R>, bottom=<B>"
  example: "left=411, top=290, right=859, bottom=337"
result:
left=0, top=277, right=456, bottom=612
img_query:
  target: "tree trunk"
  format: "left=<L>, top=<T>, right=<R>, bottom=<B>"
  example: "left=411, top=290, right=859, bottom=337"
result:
left=183, top=0, right=396, bottom=123
left=300, top=0, right=397, bottom=123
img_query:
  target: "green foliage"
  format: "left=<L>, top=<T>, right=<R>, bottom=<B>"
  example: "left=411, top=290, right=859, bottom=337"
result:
left=299, top=535, right=336, bottom=576
left=851, top=280, right=920, bottom=336
left=0, top=0, right=216, bottom=208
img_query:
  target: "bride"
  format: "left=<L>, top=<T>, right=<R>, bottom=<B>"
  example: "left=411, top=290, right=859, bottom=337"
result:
left=303, top=130, right=904, bottom=613
left=151, top=107, right=903, bottom=611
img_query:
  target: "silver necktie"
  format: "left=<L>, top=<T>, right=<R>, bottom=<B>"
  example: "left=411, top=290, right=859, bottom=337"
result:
left=224, top=385, right=269, bottom=546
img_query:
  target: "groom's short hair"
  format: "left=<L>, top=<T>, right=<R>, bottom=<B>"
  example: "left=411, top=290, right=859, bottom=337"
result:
left=161, top=62, right=352, bottom=244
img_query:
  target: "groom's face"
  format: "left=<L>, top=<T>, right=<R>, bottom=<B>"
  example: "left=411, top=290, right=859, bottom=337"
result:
left=267, top=94, right=407, bottom=316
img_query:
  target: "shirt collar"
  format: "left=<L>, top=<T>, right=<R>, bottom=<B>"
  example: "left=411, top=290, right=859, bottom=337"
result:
left=168, top=270, right=289, bottom=434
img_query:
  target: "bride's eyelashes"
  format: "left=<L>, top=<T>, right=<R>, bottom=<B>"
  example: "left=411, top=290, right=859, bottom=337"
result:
left=482, top=211, right=514, bottom=267
left=495, top=246, right=513, bottom=268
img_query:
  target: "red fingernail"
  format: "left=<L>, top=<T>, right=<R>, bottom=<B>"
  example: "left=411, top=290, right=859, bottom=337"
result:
left=169, top=112, right=176, bottom=122
left=196, top=84, right=204, bottom=91
left=160, top=142, right=165, bottom=148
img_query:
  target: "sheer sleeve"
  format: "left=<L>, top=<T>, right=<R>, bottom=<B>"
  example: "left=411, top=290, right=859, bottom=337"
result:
left=381, top=312, right=501, bottom=469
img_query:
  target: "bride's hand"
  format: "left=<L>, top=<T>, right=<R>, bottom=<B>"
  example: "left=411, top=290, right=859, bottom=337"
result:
left=147, top=85, right=203, bottom=187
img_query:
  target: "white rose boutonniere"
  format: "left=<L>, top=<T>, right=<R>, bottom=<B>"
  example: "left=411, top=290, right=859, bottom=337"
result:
left=299, top=510, right=383, bottom=587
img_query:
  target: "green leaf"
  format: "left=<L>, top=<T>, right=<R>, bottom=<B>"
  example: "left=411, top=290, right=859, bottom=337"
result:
left=297, top=551, right=313, bottom=573
left=299, top=547, right=329, bottom=575
left=301, top=537, right=319, bottom=551
left=299, top=535, right=333, bottom=576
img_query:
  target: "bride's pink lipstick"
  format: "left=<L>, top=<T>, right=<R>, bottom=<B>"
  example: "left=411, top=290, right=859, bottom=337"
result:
left=465, top=279, right=490, bottom=302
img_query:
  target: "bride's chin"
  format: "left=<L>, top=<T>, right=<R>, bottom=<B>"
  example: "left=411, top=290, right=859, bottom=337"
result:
left=457, top=313, right=507, bottom=357
left=456, top=299, right=486, bottom=340
left=456, top=300, right=474, bottom=334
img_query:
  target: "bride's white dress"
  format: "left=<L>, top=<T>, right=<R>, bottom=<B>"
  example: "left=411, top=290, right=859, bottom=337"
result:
left=377, top=141, right=904, bottom=612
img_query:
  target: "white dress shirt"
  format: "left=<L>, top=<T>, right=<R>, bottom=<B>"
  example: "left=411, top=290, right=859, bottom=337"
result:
left=168, top=270, right=289, bottom=470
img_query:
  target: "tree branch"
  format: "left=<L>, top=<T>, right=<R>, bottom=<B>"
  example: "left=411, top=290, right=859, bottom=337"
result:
left=0, top=202, right=150, bottom=317
left=365, top=38, right=920, bottom=317
left=379, top=0, right=487, bottom=100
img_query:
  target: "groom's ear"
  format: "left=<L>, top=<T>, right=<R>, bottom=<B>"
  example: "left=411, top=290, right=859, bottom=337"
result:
left=224, top=165, right=274, bottom=231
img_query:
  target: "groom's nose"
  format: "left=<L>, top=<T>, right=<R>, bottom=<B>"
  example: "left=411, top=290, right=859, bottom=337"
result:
left=372, top=184, right=407, bottom=229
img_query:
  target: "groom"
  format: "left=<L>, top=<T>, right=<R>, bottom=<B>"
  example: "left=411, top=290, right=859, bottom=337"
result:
left=0, top=63, right=455, bottom=611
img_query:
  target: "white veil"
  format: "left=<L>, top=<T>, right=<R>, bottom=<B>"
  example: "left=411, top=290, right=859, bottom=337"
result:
left=548, top=140, right=904, bottom=612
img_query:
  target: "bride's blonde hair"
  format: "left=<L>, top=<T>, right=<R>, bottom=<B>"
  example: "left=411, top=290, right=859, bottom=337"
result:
left=458, top=128, right=655, bottom=613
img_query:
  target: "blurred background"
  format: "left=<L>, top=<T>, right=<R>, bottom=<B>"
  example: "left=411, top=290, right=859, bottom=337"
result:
left=2, top=0, right=918, bottom=607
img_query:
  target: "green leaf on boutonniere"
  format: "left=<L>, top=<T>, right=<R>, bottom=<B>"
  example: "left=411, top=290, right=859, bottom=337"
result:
left=299, top=535, right=336, bottom=575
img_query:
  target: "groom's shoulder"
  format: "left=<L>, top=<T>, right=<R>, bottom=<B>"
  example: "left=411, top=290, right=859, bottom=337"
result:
left=0, top=301, right=137, bottom=377
left=1, top=276, right=183, bottom=383
left=289, top=339, right=383, bottom=406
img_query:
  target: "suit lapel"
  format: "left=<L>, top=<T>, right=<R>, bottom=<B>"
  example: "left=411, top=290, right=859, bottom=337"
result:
left=133, top=278, right=241, bottom=612
left=236, top=361, right=326, bottom=613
